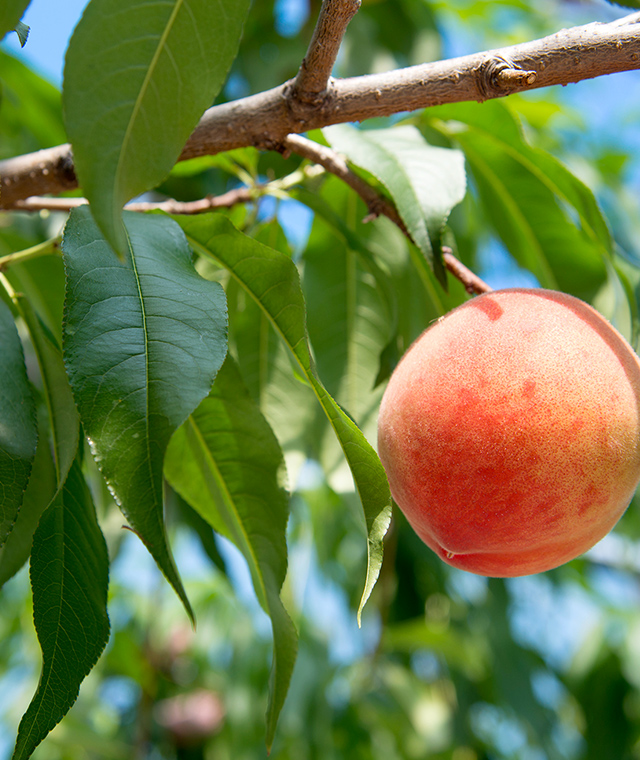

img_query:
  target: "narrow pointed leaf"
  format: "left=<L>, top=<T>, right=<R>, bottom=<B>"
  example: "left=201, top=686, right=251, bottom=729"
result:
left=14, top=297, right=79, bottom=486
left=424, top=101, right=608, bottom=299
left=62, top=0, right=250, bottom=253
left=0, top=0, right=30, bottom=42
left=0, top=422, right=57, bottom=587
left=426, top=101, right=613, bottom=253
left=62, top=207, right=228, bottom=621
left=0, top=298, right=37, bottom=547
left=173, top=213, right=392, bottom=622
left=325, top=124, right=467, bottom=285
left=12, top=462, right=110, bottom=760
left=165, top=356, right=297, bottom=749
left=302, top=179, right=393, bottom=426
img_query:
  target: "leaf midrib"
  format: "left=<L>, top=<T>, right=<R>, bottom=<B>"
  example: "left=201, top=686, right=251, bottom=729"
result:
left=185, top=415, right=269, bottom=610
left=14, top=497, right=65, bottom=759
left=113, top=0, right=185, bottom=199
left=125, top=228, right=157, bottom=508
left=436, top=119, right=610, bottom=255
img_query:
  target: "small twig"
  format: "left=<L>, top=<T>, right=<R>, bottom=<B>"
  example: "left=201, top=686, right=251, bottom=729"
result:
left=8, top=167, right=323, bottom=216
left=283, top=133, right=390, bottom=218
left=283, top=134, right=491, bottom=295
left=0, top=237, right=60, bottom=271
left=8, top=187, right=259, bottom=215
left=8, top=197, right=87, bottom=212
left=291, top=0, right=361, bottom=104
left=442, top=249, right=492, bottom=295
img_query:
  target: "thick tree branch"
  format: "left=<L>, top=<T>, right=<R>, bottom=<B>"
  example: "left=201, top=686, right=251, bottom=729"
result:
left=0, top=144, right=76, bottom=208
left=1, top=12, right=639, bottom=207
left=290, top=0, right=360, bottom=104
left=283, top=134, right=492, bottom=295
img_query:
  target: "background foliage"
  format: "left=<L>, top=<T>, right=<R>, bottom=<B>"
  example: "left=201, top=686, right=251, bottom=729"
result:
left=2, top=0, right=640, bottom=758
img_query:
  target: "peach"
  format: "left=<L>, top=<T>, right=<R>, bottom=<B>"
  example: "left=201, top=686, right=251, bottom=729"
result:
left=377, top=288, right=640, bottom=577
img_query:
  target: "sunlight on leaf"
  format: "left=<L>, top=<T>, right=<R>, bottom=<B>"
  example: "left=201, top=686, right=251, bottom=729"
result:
left=173, top=213, right=392, bottom=624
left=325, top=124, right=467, bottom=287
left=62, top=0, right=251, bottom=253
left=165, top=356, right=297, bottom=750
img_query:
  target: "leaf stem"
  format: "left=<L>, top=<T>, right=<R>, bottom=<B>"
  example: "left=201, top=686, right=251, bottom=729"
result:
left=0, top=238, right=60, bottom=271
left=0, top=271, right=17, bottom=301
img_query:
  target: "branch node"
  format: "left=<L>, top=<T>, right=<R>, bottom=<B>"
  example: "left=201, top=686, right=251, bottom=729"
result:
left=478, top=55, right=538, bottom=98
left=495, top=67, right=538, bottom=87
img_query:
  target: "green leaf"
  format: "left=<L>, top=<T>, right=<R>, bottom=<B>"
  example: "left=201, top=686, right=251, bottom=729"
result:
left=0, top=298, right=37, bottom=547
left=170, top=490, right=225, bottom=573
left=165, top=356, right=297, bottom=749
left=424, top=101, right=609, bottom=299
left=62, top=0, right=250, bottom=254
left=593, top=256, right=634, bottom=343
left=0, top=423, right=56, bottom=587
left=0, top=0, right=30, bottom=42
left=8, top=253, right=66, bottom=345
left=226, top=273, right=319, bottom=456
left=12, top=462, right=110, bottom=760
left=13, top=20, right=29, bottom=46
left=324, top=124, right=467, bottom=286
left=302, top=181, right=392, bottom=445
left=62, top=207, right=228, bottom=621
left=602, top=0, right=640, bottom=7
left=173, top=213, right=392, bottom=622
left=0, top=49, right=67, bottom=159
left=15, top=298, right=79, bottom=486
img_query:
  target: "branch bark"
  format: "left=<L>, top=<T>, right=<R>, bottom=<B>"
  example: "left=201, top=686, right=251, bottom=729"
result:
left=1, top=12, right=639, bottom=207
left=8, top=187, right=259, bottom=214
left=283, top=134, right=492, bottom=294
left=290, top=0, right=360, bottom=104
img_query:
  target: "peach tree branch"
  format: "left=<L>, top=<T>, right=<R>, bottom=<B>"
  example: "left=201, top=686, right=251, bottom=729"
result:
left=1, top=12, right=639, bottom=207
left=283, top=134, right=492, bottom=295
left=289, top=0, right=360, bottom=104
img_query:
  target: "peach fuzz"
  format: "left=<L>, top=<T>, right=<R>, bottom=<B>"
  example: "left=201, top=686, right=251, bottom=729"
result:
left=377, top=288, right=640, bottom=577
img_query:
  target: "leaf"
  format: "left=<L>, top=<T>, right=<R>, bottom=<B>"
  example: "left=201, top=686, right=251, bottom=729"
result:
left=0, top=298, right=37, bottom=547
left=14, top=20, right=28, bottom=46
left=170, top=489, right=225, bottom=573
left=593, top=256, right=635, bottom=343
left=62, top=207, right=228, bottom=621
left=165, top=356, right=297, bottom=749
left=0, top=0, right=30, bottom=42
left=15, top=298, right=79, bottom=486
left=302, top=181, right=392, bottom=450
left=8, top=253, right=66, bottom=345
left=0, top=49, right=67, bottom=159
left=602, top=0, right=640, bottom=7
left=62, top=0, right=251, bottom=254
left=324, top=124, right=467, bottom=286
left=173, top=213, right=392, bottom=623
left=424, top=101, right=609, bottom=299
left=12, top=462, right=110, bottom=760
left=0, top=423, right=56, bottom=587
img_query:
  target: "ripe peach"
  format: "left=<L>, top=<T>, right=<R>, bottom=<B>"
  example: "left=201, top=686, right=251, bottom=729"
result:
left=377, top=288, right=640, bottom=577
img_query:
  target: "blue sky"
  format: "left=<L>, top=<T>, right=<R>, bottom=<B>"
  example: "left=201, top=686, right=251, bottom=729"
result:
left=2, top=0, right=90, bottom=85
